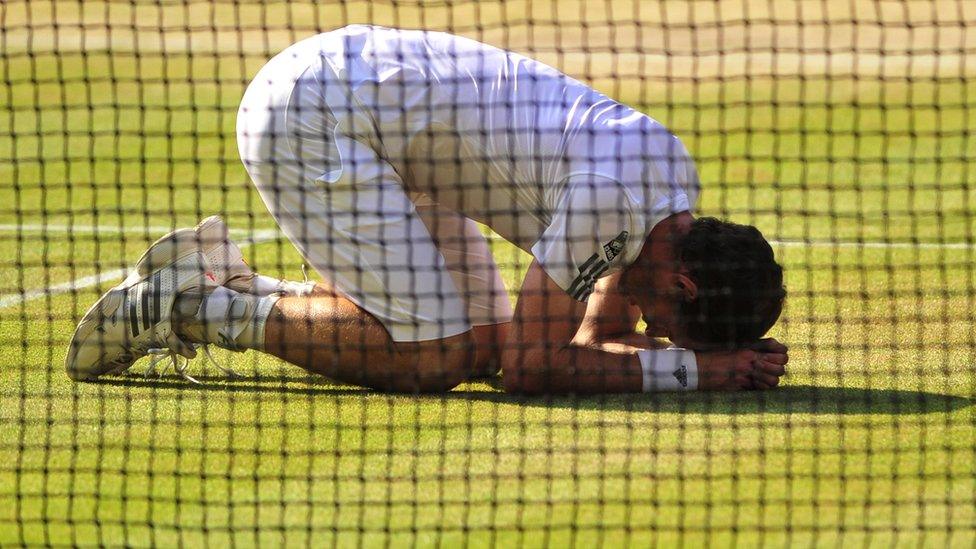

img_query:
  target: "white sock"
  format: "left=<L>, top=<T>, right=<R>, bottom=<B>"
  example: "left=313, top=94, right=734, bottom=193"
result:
left=248, top=274, right=316, bottom=297
left=179, top=286, right=279, bottom=351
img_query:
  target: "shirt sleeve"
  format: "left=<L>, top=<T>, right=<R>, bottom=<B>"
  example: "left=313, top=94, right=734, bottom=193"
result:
left=530, top=177, right=645, bottom=301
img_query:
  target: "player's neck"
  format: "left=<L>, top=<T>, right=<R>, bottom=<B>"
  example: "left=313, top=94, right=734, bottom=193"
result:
left=622, top=211, right=694, bottom=295
left=644, top=211, right=693, bottom=267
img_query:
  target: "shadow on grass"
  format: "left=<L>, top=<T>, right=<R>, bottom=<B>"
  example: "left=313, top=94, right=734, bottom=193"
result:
left=92, top=374, right=974, bottom=415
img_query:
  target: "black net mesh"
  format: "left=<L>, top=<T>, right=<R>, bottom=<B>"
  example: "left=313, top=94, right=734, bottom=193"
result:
left=2, top=0, right=975, bottom=545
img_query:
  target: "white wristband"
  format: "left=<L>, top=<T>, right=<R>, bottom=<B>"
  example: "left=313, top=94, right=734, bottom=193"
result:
left=637, top=349, right=699, bottom=391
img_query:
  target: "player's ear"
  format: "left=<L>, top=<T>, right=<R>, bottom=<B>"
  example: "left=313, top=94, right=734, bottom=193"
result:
left=675, top=273, right=697, bottom=302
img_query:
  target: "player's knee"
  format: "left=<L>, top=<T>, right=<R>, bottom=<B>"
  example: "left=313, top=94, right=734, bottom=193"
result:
left=389, top=332, right=475, bottom=393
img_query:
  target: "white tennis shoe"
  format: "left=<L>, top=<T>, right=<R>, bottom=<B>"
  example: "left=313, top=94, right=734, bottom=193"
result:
left=65, top=216, right=252, bottom=381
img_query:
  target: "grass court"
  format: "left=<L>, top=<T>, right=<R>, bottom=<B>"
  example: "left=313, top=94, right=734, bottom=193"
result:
left=1, top=1, right=974, bottom=546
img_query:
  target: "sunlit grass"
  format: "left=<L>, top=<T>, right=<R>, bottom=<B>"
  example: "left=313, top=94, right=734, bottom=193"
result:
left=1, top=1, right=974, bottom=545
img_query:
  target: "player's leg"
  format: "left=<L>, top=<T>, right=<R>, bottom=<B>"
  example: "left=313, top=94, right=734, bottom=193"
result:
left=231, top=70, right=480, bottom=390
left=166, top=210, right=503, bottom=389
left=64, top=241, right=474, bottom=392
left=165, top=216, right=477, bottom=392
left=164, top=193, right=479, bottom=390
left=412, top=197, right=513, bottom=376
left=166, top=275, right=475, bottom=392
left=260, top=289, right=475, bottom=392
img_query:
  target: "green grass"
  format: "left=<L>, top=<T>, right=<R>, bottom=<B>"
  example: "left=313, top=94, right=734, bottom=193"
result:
left=2, top=1, right=976, bottom=546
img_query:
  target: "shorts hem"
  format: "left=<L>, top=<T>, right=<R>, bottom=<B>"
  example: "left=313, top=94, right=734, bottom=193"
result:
left=388, top=320, right=472, bottom=343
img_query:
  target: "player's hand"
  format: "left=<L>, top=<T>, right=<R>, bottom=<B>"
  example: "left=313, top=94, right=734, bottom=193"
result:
left=695, top=339, right=788, bottom=391
left=747, top=338, right=789, bottom=390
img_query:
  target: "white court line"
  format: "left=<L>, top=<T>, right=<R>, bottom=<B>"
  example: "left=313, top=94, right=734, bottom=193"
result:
left=0, top=227, right=280, bottom=309
left=770, top=239, right=976, bottom=251
left=0, top=223, right=280, bottom=240
left=482, top=231, right=975, bottom=251
left=4, top=223, right=974, bottom=250
left=0, top=223, right=180, bottom=235
left=1, top=224, right=973, bottom=309
left=0, top=269, right=129, bottom=309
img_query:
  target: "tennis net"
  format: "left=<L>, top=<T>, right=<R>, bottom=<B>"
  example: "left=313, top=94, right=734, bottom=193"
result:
left=2, top=0, right=974, bottom=545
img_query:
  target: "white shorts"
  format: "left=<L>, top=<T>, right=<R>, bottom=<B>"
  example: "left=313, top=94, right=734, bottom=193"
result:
left=236, top=47, right=512, bottom=342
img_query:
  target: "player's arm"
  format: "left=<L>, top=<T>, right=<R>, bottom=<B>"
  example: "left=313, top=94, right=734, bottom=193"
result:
left=500, top=260, right=781, bottom=395
left=500, top=260, right=642, bottom=394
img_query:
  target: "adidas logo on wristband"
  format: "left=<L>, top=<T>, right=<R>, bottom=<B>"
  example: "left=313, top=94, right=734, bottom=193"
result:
left=673, top=364, right=689, bottom=388
left=638, top=349, right=699, bottom=392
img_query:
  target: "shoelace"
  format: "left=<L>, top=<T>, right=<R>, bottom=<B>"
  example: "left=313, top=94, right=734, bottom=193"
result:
left=144, top=345, right=240, bottom=384
left=145, top=348, right=195, bottom=383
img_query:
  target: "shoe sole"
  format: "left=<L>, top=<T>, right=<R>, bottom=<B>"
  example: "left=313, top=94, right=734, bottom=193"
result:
left=65, top=288, right=126, bottom=380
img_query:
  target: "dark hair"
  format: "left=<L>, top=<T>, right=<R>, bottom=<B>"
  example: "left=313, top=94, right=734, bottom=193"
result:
left=676, top=217, right=785, bottom=348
